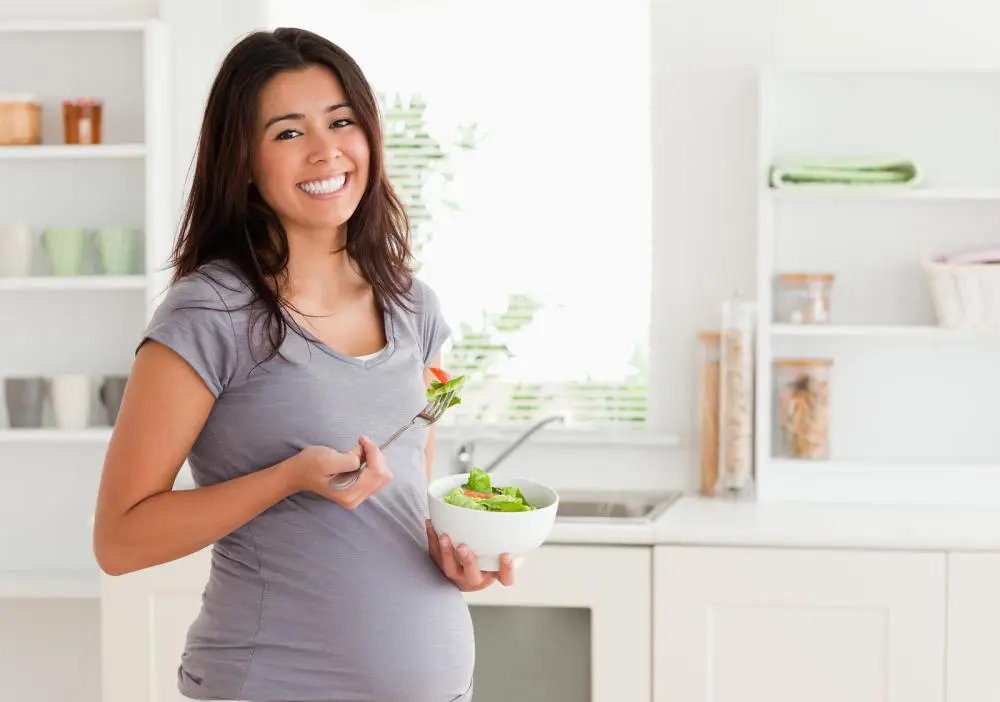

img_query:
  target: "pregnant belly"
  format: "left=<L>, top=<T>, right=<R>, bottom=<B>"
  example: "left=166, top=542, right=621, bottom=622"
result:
left=183, top=538, right=476, bottom=702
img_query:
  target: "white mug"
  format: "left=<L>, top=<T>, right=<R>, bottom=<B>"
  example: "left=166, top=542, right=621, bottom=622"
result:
left=0, top=224, right=33, bottom=277
left=50, top=374, right=90, bottom=430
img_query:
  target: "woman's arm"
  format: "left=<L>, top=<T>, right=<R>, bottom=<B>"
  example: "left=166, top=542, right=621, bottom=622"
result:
left=422, top=351, right=443, bottom=481
left=92, top=341, right=299, bottom=576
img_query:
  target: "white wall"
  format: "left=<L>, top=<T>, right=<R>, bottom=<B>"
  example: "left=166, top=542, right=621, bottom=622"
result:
left=6, top=0, right=1000, bottom=699
left=158, top=0, right=270, bottom=226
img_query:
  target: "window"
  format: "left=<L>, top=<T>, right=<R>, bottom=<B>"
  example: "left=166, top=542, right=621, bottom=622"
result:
left=271, top=0, right=653, bottom=430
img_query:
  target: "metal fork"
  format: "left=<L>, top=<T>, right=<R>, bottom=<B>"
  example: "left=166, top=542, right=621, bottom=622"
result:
left=328, top=389, right=456, bottom=490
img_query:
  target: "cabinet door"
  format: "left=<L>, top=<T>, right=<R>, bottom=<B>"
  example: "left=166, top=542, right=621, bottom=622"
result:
left=100, top=549, right=211, bottom=702
left=946, top=552, right=1000, bottom=702
left=465, top=544, right=652, bottom=702
left=654, top=546, right=946, bottom=702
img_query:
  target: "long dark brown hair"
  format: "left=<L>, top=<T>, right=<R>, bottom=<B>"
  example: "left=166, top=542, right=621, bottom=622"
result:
left=170, top=27, right=413, bottom=362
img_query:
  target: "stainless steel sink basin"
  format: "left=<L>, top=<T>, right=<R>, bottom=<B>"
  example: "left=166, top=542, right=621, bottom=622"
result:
left=555, top=490, right=682, bottom=522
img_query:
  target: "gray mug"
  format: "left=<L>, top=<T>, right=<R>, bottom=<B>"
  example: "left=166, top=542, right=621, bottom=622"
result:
left=99, top=375, right=128, bottom=425
left=5, top=377, right=47, bottom=428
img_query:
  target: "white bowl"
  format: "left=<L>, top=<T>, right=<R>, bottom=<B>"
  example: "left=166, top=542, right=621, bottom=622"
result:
left=427, top=473, right=560, bottom=571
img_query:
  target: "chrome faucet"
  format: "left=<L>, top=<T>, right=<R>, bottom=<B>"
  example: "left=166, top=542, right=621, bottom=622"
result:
left=453, top=414, right=567, bottom=474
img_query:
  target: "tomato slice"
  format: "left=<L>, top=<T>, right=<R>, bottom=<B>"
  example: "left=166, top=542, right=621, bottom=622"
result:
left=429, top=367, right=451, bottom=384
left=463, top=489, right=493, bottom=500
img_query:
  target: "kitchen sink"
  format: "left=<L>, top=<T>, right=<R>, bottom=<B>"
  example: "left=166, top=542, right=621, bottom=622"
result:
left=555, top=490, right=683, bottom=522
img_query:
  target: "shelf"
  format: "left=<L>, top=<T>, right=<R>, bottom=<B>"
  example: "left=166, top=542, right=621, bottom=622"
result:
left=0, top=20, right=151, bottom=33
left=0, top=144, right=145, bottom=160
left=755, top=66, right=1000, bottom=507
left=762, top=459, right=1000, bottom=506
left=0, top=276, right=146, bottom=291
left=768, top=323, right=1000, bottom=339
left=0, top=569, right=99, bottom=599
left=0, top=428, right=112, bottom=444
left=767, top=187, right=1000, bottom=202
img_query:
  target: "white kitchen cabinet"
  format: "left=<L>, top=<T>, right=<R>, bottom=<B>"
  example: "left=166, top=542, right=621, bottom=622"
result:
left=101, top=544, right=651, bottom=702
left=946, top=552, right=1000, bottom=702
left=101, top=548, right=210, bottom=702
left=654, top=545, right=946, bottom=702
left=464, top=544, right=652, bottom=702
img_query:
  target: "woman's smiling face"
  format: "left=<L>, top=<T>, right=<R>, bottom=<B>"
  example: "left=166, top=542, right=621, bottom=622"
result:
left=251, top=64, right=371, bottom=238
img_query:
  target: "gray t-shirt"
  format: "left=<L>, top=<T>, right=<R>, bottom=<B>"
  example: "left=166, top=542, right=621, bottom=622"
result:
left=142, top=261, right=475, bottom=702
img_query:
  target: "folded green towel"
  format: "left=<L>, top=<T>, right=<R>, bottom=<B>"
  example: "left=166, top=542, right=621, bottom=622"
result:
left=768, top=157, right=921, bottom=188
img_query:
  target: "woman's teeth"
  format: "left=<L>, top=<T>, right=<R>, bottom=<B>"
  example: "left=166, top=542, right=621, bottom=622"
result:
left=298, top=174, right=347, bottom=195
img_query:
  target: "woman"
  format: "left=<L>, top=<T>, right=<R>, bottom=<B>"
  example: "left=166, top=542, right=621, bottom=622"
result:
left=92, top=27, right=512, bottom=702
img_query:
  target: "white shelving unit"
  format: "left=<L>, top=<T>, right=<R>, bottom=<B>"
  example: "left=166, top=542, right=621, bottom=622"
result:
left=0, top=143, right=146, bottom=159
left=0, top=428, right=114, bottom=443
left=0, top=275, right=147, bottom=291
left=754, top=66, right=1000, bottom=506
left=769, top=323, right=1000, bottom=340
left=0, top=20, right=170, bottom=600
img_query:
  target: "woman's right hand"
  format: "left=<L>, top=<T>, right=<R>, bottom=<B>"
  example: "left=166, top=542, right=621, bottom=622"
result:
left=285, top=435, right=392, bottom=509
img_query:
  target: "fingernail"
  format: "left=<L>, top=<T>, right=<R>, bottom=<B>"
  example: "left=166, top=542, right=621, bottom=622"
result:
left=425, top=519, right=432, bottom=528
left=457, top=545, right=468, bottom=557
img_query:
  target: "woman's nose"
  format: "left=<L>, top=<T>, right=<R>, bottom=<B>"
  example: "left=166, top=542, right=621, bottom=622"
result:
left=308, top=132, right=344, bottom=163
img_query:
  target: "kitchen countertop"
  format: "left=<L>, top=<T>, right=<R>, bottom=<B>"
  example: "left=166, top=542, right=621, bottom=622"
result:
left=173, top=475, right=1000, bottom=552
left=547, top=495, right=1000, bottom=552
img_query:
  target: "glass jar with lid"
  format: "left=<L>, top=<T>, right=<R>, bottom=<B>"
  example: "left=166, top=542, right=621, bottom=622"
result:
left=774, top=272, right=835, bottom=324
left=775, top=358, right=832, bottom=460
left=63, top=98, right=104, bottom=145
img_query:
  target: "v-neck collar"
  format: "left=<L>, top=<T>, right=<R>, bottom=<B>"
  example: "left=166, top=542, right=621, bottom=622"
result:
left=284, top=305, right=396, bottom=370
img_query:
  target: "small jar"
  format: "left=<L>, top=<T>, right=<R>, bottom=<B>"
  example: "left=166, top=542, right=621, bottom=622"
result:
left=0, top=95, right=41, bottom=145
left=63, top=98, right=104, bottom=145
left=774, top=273, right=834, bottom=324
left=776, top=358, right=832, bottom=460
left=694, top=331, right=721, bottom=497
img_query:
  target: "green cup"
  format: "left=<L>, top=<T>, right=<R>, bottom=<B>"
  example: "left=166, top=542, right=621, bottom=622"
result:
left=96, top=227, right=141, bottom=275
left=41, top=227, right=85, bottom=276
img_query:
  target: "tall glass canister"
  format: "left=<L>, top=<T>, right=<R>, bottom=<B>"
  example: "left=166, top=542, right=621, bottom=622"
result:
left=717, top=294, right=756, bottom=494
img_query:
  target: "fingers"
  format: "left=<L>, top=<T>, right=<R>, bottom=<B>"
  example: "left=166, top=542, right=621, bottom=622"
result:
left=457, top=544, right=496, bottom=590
left=428, top=526, right=514, bottom=591
left=357, top=436, right=392, bottom=490
left=357, top=434, right=376, bottom=459
left=357, top=436, right=388, bottom=476
left=437, top=532, right=462, bottom=581
left=497, top=554, right=516, bottom=587
left=426, top=520, right=442, bottom=565
left=321, top=437, right=391, bottom=509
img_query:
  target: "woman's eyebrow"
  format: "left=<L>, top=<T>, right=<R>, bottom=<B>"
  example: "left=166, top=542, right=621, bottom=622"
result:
left=264, top=103, right=351, bottom=129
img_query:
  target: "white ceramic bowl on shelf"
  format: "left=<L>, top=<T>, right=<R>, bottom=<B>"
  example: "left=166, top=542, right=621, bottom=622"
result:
left=427, top=473, right=560, bottom=571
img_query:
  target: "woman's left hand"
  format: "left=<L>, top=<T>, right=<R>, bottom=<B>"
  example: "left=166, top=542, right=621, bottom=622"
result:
left=426, top=520, right=515, bottom=592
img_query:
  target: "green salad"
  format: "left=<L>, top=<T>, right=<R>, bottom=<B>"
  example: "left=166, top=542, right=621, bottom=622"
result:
left=427, top=367, right=465, bottom=409
left=442, top=468, right=536, bottom=512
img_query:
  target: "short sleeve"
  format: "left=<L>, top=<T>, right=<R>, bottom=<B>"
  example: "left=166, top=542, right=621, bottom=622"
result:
left=139, top=273, right=239, bottom=398
left=415, top=279, right=452, bottom=367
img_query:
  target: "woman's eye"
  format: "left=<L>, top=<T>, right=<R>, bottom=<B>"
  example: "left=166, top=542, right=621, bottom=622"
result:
left=275, top=129, right=302, bottom=141
left=331, top=118, right=354, bottom=129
